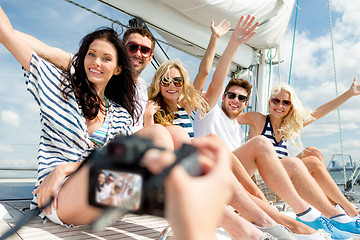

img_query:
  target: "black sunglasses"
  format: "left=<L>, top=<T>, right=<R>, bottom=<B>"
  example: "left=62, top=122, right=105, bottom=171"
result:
left=270, top=98, right=291, bottom=107
left=225, top=92, right=248, bottom=102
left=160, top=77, right=184, bottom=87
left=125, top=42, right=152, bottom=58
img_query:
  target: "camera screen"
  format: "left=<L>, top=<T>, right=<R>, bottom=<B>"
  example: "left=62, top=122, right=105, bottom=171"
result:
left=95, top=170, right=142, bottom=210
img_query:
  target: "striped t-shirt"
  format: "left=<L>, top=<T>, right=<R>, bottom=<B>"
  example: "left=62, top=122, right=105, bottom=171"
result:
left=261, top=115, right=288, bottom=158
left=24, top=52, right=133, bottom=211
left=173, top=106, right=194, bottom=138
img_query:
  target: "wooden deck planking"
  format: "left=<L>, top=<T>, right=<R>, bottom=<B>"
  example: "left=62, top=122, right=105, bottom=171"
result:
left=1, top=200, right=171, bottom=240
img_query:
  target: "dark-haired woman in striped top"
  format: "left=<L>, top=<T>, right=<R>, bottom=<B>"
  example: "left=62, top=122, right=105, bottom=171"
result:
left=0, top=6, right=174, bottom=226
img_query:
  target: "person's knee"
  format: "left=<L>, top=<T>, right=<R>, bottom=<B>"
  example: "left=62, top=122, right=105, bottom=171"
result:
left=303, top=146, right=323, bottom=160
left=204, top=134, right=227, bottom=148
left=166, top=125, right=191, bottom=149
left=136, top=124, right=174, bottom=150
left=205, top=133, right=219, bottom=140
left=248, top=135, right=273, bottom=152
left=302, top=155, right=325, bottom=173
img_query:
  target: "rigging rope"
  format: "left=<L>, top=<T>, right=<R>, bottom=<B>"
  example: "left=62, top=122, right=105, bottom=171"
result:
left=327, top=0, right=346, bottom=187
left=288, top=0, right=300, bottom=85
left=268, top=49, right=273, bottom=91
left=64, top=0, right=126, bottom=27
left=277, top=47, right=281, bottom=84
left=63, top=0, right=204, bottom=59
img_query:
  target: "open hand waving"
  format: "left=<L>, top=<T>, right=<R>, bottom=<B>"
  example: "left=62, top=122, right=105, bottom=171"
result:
left=231, top=15, right=259, bottom=45
left=211, top=19, right=231, bottom=39
left=349, top=77, right=360, bottom=96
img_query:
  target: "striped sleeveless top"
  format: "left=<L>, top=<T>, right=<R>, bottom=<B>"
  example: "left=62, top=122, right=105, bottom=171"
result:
left=89, top=114, right=111, bottom=147
left=173, top=106, right=194, bottom=138
left=261, top=115, right=288, bottom=158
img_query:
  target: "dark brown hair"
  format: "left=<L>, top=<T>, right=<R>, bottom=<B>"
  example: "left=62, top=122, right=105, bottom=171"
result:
left=62, top=27, right=139, bottom=123
left=224, top=78, right=252, bottom=98
left=123, top=27, right=155, bottom=51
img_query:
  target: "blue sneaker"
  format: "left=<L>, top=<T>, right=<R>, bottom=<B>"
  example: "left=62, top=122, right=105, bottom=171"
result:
left=330, top=219, right=360, bottom=237
left=296, top=216, right=352, bottom=240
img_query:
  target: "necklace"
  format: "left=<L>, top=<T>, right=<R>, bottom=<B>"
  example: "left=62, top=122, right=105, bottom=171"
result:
left=104, top=96, right=108, bottom=109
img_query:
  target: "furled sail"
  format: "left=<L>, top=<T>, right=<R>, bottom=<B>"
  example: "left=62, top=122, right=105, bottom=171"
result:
left=99, top=0, right=295, bottom=69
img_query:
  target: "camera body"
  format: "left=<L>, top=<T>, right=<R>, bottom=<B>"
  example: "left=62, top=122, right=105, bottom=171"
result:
left=88, top=134, right=200, bottom=217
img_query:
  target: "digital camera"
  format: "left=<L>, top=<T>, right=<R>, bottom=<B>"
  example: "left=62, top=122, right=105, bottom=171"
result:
left=88, top=134, right=201, bottom=217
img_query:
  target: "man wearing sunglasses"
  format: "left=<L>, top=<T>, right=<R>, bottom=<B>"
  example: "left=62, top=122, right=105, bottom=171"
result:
left=122, top=27, right=155, bottom=132
left=14, top=27, right=156, bottom=133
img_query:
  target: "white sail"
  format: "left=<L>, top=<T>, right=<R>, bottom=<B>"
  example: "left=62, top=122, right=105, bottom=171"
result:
left=99, top=0, right=294, bottom=65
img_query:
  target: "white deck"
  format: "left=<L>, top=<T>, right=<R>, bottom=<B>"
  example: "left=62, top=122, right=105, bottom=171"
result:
left=0, top=199, right=170, bottom=240
left=2, top=199, right=360, bottom=240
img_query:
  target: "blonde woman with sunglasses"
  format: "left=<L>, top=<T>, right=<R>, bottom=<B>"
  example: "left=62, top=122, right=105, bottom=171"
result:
left=238, top=80, right=360, bottom=225
left=145, top=19, right=233, bottom=133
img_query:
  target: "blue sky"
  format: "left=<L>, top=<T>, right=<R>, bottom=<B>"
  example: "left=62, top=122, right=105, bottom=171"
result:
left=0, top=0, right=359, bottom=172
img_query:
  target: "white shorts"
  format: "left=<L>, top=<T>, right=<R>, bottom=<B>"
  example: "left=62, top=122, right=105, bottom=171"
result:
left=43, top=177, right=81, bottom=228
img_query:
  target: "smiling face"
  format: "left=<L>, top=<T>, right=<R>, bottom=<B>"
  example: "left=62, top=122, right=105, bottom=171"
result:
left=124, top=33, right=153, bottom=80
left=221, top=85, right=248, bottom=119
left=97, top=172, right=106, bottom=186
left=160, top=67, right=183, bottom=104
left=84, top=38, right=121, bottom=94
left=269, top=90, right=292, bottom=119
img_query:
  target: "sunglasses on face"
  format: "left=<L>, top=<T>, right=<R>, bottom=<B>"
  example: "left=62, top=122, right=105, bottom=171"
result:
left=270, top=98, right=291, bottom=107
left=160, top=77, right=184, bottom=87
left=125, top=42, right=152, bottom=58
left=225, top=92, right=248, bottom=102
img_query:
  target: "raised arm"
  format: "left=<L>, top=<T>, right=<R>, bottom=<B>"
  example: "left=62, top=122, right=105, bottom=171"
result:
left=192, top=20, right=230, bottom=93
left=0, top=6, right=32, bottom=72
left=304, top=77, right=360, bottom=127
left=205, top=15, right=258, bottom=110
left=15, top=30, right=71, bottom=70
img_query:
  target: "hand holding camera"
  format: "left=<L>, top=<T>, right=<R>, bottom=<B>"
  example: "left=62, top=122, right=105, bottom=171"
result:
left=88, top=134, right=202, bottom=217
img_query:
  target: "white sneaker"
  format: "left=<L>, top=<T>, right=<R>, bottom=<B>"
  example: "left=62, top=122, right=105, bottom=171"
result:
left=216, top=227, right=232, bottom=240
left=293, top=230, right=331, bottom=240
left=261, top=232, right=278, bottom=240
left=335, top=204, right=360, bottom=221
left=352, top=213, right=360, bottom=221
left=255, top=224, right=295, bottom=239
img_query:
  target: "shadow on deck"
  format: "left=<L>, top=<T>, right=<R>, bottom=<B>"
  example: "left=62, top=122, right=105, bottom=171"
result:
left=0, top=199, right=170, bottom=240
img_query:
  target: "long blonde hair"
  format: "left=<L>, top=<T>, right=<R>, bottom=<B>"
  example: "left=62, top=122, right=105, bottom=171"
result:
left=148, top=59, right=208, bottom=126
left=270, top=83, right=314, bottom=148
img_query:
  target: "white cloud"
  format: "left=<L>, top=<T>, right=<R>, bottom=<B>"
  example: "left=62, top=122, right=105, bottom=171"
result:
left=1, top=110, right=20, bottom=128
left=0, top=145, right=14, bottom=153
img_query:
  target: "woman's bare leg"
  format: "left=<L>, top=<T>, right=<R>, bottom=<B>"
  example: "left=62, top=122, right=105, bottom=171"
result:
left=203, top=134, right=267, bottom=201
left=232, top=136, right=309, bottom=214
left=221, top=206, right=265, bottom=240
left=281, top=156, right=342, bottom=218
left=298, top=146, right=359, bottom=217
left=228, top=173, right=277, bottom=227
